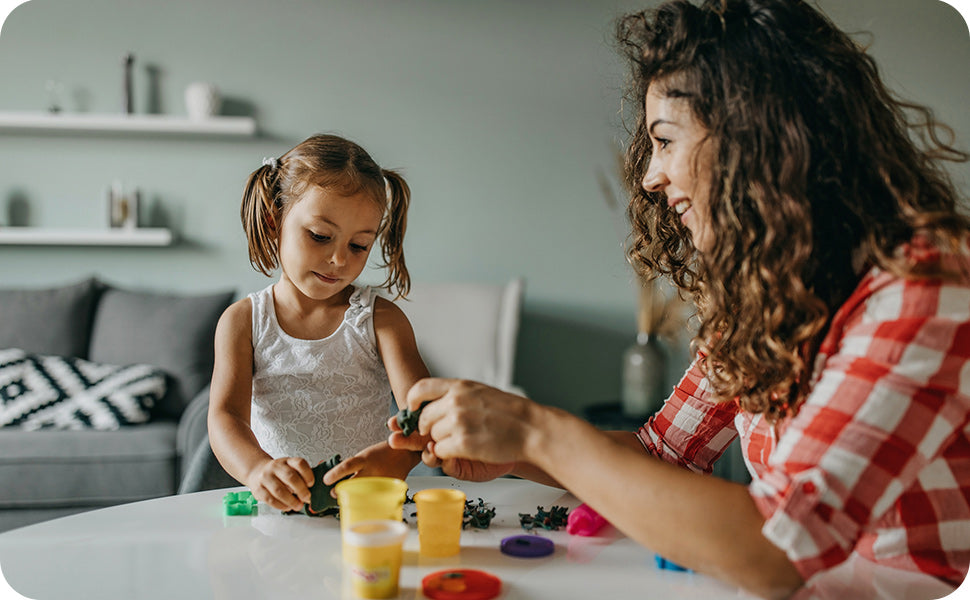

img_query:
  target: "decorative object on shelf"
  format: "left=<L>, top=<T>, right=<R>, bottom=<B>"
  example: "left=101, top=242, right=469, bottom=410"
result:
left=122, top=53, right=134, bottom=114
left=44, top=79, right=64, bottom=114
left=184, top=82, right=221, bottom=120
left=106, top=180, right=140, bottom=229
left=145, top=64, right=162, bottom=115
left=6, top=191, right=30, bottom=226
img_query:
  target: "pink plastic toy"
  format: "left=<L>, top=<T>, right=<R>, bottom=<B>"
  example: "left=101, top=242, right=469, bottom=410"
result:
left=566, top=503, right=609, bottom=536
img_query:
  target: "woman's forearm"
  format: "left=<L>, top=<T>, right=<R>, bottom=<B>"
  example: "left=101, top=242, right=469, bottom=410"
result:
left=510, top=431, right=644, bottom=488
left=523, top=405, right=803, bottom=599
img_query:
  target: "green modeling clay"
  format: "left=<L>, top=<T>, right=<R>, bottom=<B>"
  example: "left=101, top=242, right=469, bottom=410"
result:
left=463, top=498, right=496, bottom=529
left=395, top=401, right=431, bottom=436
left=304, top=453, right=347, bottom=517
left=519, top=505, right=569, bottom=531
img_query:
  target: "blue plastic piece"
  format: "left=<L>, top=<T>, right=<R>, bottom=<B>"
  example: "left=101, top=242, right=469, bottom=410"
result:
left=654, top=554, right=692, bottom=572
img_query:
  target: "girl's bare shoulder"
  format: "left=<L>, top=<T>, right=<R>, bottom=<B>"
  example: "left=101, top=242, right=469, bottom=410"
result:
left=217, top=296, right=253, bottom=337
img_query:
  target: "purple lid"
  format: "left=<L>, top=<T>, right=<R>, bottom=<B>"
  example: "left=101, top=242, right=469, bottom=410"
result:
left=500, top=534, right=554, bottom=558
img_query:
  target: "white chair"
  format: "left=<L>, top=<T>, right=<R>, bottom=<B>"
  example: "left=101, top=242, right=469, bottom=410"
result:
left=392, top=278, right=525, bottom=394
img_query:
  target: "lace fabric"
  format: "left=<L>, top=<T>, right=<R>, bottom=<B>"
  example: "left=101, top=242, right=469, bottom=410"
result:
left=249, top=284, right=392, bottom=466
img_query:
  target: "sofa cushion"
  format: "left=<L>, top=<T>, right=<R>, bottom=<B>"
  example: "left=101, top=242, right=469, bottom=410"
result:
left=0, top=348, right=166, bottom=430
left=0, top=422, right=178, bottom=508
left=0, top=278, right=101, bottom=359
left=88, top=286, right=233, bottom=420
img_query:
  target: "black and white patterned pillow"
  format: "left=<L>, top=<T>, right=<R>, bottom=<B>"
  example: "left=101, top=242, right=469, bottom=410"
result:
left=0, top=348, right=167, bottom=430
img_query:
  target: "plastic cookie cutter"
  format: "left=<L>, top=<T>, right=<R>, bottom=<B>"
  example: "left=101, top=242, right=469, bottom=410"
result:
left=422, top=569, right=502, bottom=600
left=223, top=490, right=257, bottom=516
left=500, top=534, right=555, bottom=558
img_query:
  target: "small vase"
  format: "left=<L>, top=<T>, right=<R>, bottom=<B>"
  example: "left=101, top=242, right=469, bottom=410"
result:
left=184, top=82, right=220, bottom=119
left=621, top=332, right=668, bottom=418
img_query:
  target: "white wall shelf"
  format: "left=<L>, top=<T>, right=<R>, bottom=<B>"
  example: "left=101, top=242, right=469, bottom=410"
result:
left=0, top=111, right=256, bottom=136
left=0, top=227, right=174, bottom=247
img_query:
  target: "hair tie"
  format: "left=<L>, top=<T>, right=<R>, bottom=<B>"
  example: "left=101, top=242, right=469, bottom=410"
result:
left=261, top=156, right=278, bottom=170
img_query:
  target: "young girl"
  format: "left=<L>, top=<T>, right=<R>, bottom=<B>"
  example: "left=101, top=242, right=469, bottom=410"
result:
left=390, top=1, right=970, bottom=598
left=209, top=134, right=430, bottom=513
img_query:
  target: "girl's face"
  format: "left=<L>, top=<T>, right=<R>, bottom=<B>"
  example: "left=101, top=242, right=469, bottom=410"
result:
left=277, top=185, right=382, bottom=302
left=641, top=83, right=715, bottom=253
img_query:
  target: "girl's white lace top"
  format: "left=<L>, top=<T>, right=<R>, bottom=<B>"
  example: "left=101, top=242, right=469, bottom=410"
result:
left=249, top=284, right=392, bottom=466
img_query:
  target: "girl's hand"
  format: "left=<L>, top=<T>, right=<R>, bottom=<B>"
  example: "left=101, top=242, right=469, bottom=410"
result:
left=322, top=441, right=420, bottom=484
left=245, top=456, right=314, bottom=512
left=399, top=378, right=530, bottom=471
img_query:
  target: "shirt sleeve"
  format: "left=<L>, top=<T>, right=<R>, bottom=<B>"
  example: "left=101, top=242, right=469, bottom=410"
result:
left=636, top=356, right=740, bottom=474
left=749, top=272, right=970, bottom=581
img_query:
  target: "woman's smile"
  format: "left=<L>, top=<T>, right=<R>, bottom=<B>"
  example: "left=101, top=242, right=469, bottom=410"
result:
left=671, top=198, right=693, bottom=224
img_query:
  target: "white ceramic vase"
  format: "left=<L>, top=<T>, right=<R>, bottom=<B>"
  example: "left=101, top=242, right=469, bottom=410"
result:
left=184, top=82, right=221, bottom=119
left=621, top=332, right=668, bottom=417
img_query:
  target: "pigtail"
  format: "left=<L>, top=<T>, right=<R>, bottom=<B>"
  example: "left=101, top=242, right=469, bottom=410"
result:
left=241, top=162, right=282, bottom=276
left=378, top=169, right=411, bottom=299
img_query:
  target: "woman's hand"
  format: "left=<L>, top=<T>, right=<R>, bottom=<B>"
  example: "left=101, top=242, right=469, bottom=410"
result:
left=322, top=441, right=420, bottom=484
left=245, top=456, right=314, bottom=512
left=435, top=456, right=515, bottom=481
left=388, top=378, right=534, bottom=477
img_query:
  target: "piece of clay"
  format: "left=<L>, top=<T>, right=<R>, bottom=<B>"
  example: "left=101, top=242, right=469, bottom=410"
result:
left=394, top=401, right=430, bottom=436
left=566, top=502, right=609, bottom=536
left=518, top=505, right=569, bottom=531
left=463, top=497, right=496, bottom=529
left=304, top=453, right=345, bottom=516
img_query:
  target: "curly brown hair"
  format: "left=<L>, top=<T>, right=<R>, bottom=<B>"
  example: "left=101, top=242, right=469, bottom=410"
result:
left=240, top=134, right=411, bottom=299
left=616, top=0, right=969, bottom=421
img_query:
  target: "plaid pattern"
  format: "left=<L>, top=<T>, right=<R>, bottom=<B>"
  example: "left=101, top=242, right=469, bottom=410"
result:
left=636, top=239, right=970, bottom=594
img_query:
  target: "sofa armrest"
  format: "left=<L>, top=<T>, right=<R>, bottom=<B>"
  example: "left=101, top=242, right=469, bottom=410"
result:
left=176, top=384, right=210, bottom=476
left=175, top=385, right=243, bottom=493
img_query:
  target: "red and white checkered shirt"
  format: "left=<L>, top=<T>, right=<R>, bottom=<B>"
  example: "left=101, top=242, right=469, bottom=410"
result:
left=636, top=238, right=970, bottom=597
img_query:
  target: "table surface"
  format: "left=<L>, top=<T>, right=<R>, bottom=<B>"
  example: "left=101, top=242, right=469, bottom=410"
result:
left=0, top=476, right=745, bottom=600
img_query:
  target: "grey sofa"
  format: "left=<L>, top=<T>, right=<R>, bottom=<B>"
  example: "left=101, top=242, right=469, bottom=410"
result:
left=0, top=278, right=232, bottom=532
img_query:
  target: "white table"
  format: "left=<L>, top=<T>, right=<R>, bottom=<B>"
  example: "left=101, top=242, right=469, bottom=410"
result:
left=0, top=477, right=743, bottom=599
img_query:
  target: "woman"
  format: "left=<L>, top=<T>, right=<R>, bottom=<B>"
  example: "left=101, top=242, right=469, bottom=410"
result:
left=381, top=1, right=970, bottom=598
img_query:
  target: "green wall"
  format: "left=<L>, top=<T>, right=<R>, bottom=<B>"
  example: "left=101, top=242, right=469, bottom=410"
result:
left=1, top=0, right=967, bottom=414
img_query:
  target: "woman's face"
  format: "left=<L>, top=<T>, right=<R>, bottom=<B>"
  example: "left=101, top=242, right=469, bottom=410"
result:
left=641, top=82, right=715, bottom=253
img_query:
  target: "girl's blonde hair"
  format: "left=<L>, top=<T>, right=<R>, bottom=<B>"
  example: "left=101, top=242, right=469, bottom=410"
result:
left=241, top=134, right=411, bottom=299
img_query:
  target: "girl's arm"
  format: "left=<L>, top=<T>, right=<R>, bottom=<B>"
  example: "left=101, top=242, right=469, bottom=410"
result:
left=372, top=296, right=431, bottom=410
left=323, top=297, right=431, bottom=483
left=406, top=379, right=803, bottom=600
left=207, top=298, right=314, bottom=511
